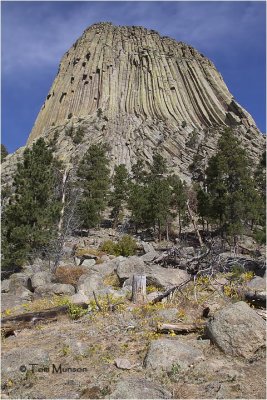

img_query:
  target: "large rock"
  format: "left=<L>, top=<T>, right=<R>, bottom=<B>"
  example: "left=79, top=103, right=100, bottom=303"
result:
left=206, top=301, right=266, bottom=359
left=77, top=272, right=104, bottom=296
left=1, top=280, right=10, bottom=293
left=116, top=256, right=146, bottom=282
left=117, top=256, right=189, bottom=289
left=141, top=251, right=159, bottom=263
left=141, top=241, right=155, bottom=254
left=34, top=283, right=75, bottom=297
left=1, top=289, right=32, bottom=312
left=247, top=276, right=266, bottom=291
left=80, top=259, right=119, bottom=278
left=218, top=253, right=266, bottom=277
left=69, top=291, right=89, bottom=304
left=8, top=272, right=32, bottom=293
left=144, top=338, right=204, bottom=371
left=109, top=377, right=171, bottom=399
left=30, top=271, right=53, bottom=289
left=1, top=347, right=50, bottom=384
left=80, top=259, right=96, bottom=268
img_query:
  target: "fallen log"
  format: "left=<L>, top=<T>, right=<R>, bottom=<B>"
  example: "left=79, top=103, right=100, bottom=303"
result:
left=157, top=322, right=206, bottom=334
left=1, top=302, right=88, bottom=337
left=151, top=278, right=192, bottom=304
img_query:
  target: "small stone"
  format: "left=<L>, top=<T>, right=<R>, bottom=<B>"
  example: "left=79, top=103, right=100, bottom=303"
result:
left=114, top=358, right=132, bottom=370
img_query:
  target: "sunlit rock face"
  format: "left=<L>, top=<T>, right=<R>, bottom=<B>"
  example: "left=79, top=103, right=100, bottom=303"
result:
left=4, top=23, right=265, bottom=182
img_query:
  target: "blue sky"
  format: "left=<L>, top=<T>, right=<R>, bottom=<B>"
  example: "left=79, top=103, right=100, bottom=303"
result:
left=1, top=1, right=266, bottom=153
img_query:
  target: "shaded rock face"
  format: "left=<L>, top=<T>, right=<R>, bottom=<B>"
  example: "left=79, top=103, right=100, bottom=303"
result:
left=206, top=301, right=266, bottom=360
left=2, top=22, right=264, bottom=183
left=109, top=377, right=171, bottom=399
left=144, top=338, right=204, bottom=371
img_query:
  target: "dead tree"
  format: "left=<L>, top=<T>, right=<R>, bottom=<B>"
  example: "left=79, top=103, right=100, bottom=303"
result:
left=186, top=200, right=204, bottom=247
left=157, top=322, right=206, bottom=334
left=131, top=275, right=147, bottom=303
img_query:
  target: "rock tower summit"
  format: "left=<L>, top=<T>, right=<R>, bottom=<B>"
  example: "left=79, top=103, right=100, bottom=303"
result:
left=28, top=22, right=258, bottom=142
left=2, top=22, right=262, bottom=184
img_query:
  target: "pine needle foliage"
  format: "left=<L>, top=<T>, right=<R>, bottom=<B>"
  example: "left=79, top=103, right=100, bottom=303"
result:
left=2, top=138, right=61, bottom=271
left=77, top=143, right=110, bottom=229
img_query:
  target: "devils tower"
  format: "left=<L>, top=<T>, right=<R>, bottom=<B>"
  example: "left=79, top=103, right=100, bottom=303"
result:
left=3, top=22, right=265, bottom=181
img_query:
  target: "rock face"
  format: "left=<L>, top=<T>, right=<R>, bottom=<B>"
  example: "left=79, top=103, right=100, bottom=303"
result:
left=144, top=338, right=204, bottom=371
left=206, top=301, right=266, bottom=359
left=109, top=377, right=171, bottom=399
left=2, top=22, right=264, bottom=184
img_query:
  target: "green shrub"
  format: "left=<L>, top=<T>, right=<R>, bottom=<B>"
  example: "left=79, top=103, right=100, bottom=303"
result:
left=100, top=235, right=137, bottom=257
left=253, top=229, right=266, bottom=245
left=100, top=240, right=116, bottom=255
left=116, top=235, right=137, bottom=256
left=73, top=127, right=85, bottom=144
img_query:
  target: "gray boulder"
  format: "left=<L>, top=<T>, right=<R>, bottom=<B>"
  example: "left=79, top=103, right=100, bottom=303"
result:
left=1, top=280, right=10, bottom=293
left=144, top=338, right=204, bottom=371
left=156, top=307, right=180, bottom=322
left=81, top=260, right=117, bottom=278
left=69, top=292, right=89, bottom=304
left=34, top=283, right=75, bottom=297
left=77, top=272, right=104, bottom=296
left=247, top=276, right=266, bottom=291
left=116, top=256, right=146, bottom=282
left=8, top=273, right=32, bottom=293
left=141, top=241, right=155, bottom=253
left=1, top=289, right=32, bottom=312
left=80, top=259, right=96, bottom=267
left=141, top=251, right=159, bottom=263
left=1, top=347, right=50, bottom=384
left=206, top=301, right=266, bottom=359
left=117, top=256, right=189, bottom=289
left=30, top=271, right=53, bottom=289
left=109, top=377, right=171, bottom=399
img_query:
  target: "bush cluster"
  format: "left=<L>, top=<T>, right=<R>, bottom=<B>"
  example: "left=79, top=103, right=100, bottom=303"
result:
left=100, top=235, right=137, bottom=257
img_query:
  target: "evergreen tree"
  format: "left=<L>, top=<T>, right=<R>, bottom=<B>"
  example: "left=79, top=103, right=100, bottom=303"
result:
left=168, top=174, right=188, bottom=235
left=77, top=143, right=110, bottom=229
left=205, top=129, right=260, bottom=241
left=110, top=164, right=129, bottom=228
left=2, top=138, right=61, bottom=271
left=196, top=187, right=211, bottom=231
left=128, top=159, right=150, bottom=231
left=1, top=144, right=8, bottom=162
left=128, top=154, right=173, bottom=239
left=131, top=158, right=147, bottom=183
left=146, top=153, right=172, bottom=240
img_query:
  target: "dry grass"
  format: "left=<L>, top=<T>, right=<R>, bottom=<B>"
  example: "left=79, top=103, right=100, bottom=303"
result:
left=55, top=266, right=87, bottom=286
left=75, top=247, right=105, bottom=258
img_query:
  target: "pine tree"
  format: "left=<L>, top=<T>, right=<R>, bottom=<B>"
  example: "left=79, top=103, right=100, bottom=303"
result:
left=77, top=143, right=110, bottom=229
left=168, top=174, right=188, bottom=235
left=2, top=138, right=61, bottom=271
left=1, top=144, right=8, bottom=162
left=110, top=164, right=129, bottom=228
left=128, top=159, right=150, bottom=231
left=146, top=153, right=172, bottom=240
left=205, top=129, right=260, bottom=241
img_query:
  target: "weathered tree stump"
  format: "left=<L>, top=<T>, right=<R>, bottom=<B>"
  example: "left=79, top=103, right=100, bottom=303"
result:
left=131, top=275, right=147, bottom=303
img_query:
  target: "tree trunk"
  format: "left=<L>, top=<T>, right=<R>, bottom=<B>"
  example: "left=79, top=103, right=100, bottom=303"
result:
left=186, top=200, right=204, bottom=247
left=166, top=221, right=169, bottom=242
left=178, top=210, right=182, bottom=236
left=131, top=275, right=147, bottom=303
left=58, top=167, right=70, bottom=235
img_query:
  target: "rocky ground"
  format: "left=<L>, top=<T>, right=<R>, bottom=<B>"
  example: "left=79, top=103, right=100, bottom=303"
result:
left=1, top=230, right=266, bottom=399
